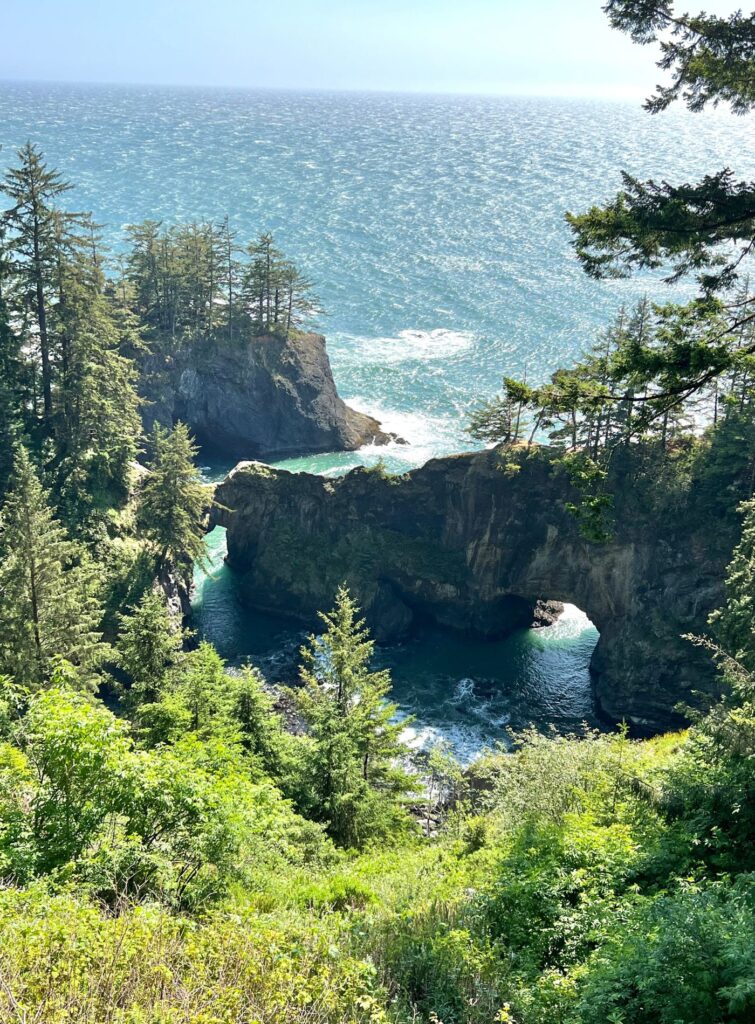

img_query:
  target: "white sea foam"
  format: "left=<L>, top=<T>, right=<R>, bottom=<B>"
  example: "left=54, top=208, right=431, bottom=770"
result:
left=349, top=328, right=474, bottom=366
left=399, top=718, right=499, bottom=765
left=346, top=396, right=467, bottom=470
left=540, top=603, right=598, bottom=641
left=398, top=721, right=445, bottom=751
left=448, top=677, right=476, bottom=705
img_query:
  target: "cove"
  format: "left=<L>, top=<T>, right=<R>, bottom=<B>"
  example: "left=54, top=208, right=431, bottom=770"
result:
left=192, top=525, right=600, bottom=762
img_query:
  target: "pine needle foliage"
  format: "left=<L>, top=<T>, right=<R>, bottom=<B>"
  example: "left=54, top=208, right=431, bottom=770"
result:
left=0, top=447, right=108, bottom=690
left=295, top=586, right=416, bottom=848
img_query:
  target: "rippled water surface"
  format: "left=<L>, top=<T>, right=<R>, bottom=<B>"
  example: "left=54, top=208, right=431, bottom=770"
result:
left=5, top=84, right=749, bottom=752
left=2, top=84, right=752, bottom=471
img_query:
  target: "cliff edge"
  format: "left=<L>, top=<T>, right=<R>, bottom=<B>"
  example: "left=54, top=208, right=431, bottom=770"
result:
left=140, top=331, right=392, bottom=459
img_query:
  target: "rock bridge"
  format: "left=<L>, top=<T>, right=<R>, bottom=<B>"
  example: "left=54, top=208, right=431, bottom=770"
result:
left=212, top=446, right=738, bottom=730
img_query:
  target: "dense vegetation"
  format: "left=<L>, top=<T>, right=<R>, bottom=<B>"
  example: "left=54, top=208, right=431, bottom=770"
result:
left=0, top=569, right=753, bottom=1022
left=0, top=1, right=752, bottom=1021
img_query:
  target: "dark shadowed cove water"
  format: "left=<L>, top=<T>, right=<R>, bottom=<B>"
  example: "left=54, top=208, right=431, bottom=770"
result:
left=193, top=526, right=600, bottom=762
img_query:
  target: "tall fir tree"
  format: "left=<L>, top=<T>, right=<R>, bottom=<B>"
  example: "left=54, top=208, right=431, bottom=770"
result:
left=137, top=423, right=208, bottom=580
left=0, top=220, right=24, bottom=492
left=0, top=447, right=109, bottom=689
left=565, top=2, right=755, bottom=407
left=116, top=589, right=185, bottom=706
left=55, top=281, right=142, bottom=531
left=710, top=498, right=755, bottom=674
left=295, top=586, right=414, bottom=847
left=2, top=144, right=78, bottom=433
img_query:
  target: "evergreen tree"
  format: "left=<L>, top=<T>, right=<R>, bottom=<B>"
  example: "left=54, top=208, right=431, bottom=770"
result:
left=566, top=2, right=755, bottom=407
left=245, top=232, right=284, bottom=333
left=606, top=1, right=755, bottom=116
left=295, top=586, right=414, bottom=847
left=243, top=232, right=320, bottom=337
left=55, top=283, right=142, bottom=530
left=228, top=665, right=291, bottom=776
left=710, top=498, right=755, bottom=674
left=220, top=216, right=242, bottom=341
left=2, top=144, right=78, bottom=433
left=174, top=641, right=226, bottom=734
left=116, top=589, right=184, bottom=705
left=0, top=447, right=108, bottom=689
left=125, top=221, right=318, bottom=345
left=137, top=423, right=208, bottom=580
left=128, top=640, right=230, bottom=746
left=279, top=259, right=322, bottom=339
left=468, top=377, right=535, bottom=446
left=124, top=219, right=164, bottom=329
left=0, top=220, right=24, bottom=492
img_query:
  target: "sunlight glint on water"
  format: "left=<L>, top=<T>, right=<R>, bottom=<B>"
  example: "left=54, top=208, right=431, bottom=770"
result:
left=2, top=85, right=724, bottom=753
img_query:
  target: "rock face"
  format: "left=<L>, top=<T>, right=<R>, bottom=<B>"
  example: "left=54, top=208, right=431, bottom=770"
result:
left=212, top=446, right=743, bottom=731
left=140, top=332, right=392, bottom=459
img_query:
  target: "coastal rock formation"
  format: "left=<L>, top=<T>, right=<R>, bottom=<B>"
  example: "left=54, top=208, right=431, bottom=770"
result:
left=140, top=331, right=392, bottom=459
left=211, top=446, right=742, bottom=731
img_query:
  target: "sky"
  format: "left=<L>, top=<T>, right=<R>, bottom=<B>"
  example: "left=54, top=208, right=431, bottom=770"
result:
left=0, top=0, right=742, bottom=97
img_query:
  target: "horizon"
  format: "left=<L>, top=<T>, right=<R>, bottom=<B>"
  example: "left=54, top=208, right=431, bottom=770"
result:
left=0, top=76, right=660, bottom=102
left=1, top=0, right=743, bottom=99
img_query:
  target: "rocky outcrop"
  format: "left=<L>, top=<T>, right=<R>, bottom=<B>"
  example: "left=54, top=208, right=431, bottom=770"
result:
left=212, top=446, right=746, bottom=731
left=139, top=331, right=393, bottom=459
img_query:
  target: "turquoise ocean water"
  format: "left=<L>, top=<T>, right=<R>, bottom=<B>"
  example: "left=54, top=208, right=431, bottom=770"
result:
left=3, top=83, right=751, bottom=755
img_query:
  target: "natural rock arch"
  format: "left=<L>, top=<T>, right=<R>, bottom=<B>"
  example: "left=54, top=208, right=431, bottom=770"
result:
left=212, top=445, right=739, bottom=730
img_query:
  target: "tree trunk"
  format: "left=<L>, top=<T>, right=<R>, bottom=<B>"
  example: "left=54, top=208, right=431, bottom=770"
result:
left=32, top=213, right=53, bottom=429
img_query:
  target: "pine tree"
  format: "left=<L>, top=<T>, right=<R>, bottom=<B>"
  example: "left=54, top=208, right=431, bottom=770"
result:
left=245, top=232, right=285, bottom=333
left=228, top=665, right=290, bottom=775
left=220, top=217, right=242, bottom=341
left=116, top=589, right=184, bottom=705
left=710, top=498, right=755, bottom=674
left=295, top=586, right=414, bottom=847
left=174, top=641, right=226, bottom=733
left=55, top=282, right=142, bottom=530
left=2, top=144, right=78, bottom=433
left=137, top=423, right=208, bottom=580
left=566, top=2, right=755, bottom=405
left=0, top=447, right=108, bottom=689
left=0, top=220, right=24, bottom=492
left=279, top=260, right=322, bottom=339
left=125, top=219, right=163, bottom=328
left=467, top=377, right=534, bottom=446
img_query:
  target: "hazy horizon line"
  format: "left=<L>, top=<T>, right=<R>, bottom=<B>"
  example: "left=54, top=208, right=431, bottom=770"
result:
left=0, top=75, right=655, bottom=105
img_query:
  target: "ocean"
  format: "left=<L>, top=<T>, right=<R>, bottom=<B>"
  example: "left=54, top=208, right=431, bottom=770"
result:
left=3, top=82, right=751, bottom=755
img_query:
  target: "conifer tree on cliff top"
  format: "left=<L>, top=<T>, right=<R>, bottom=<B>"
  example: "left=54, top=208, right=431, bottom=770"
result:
left=566, top=1, right=755, bottom=400
left=473, top=4, right=755, bottom=488
left=2, top=144, right=79, bottom=434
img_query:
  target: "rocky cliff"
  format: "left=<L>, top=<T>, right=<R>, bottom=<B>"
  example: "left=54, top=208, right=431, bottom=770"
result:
left=212, top=445, right=744, bottom=731
left=140, top=331, right=391, bottom=459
